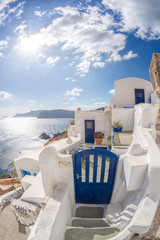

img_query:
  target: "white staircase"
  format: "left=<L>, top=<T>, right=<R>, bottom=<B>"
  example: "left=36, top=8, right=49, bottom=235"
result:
left=64, top=206, right=120, bottom=240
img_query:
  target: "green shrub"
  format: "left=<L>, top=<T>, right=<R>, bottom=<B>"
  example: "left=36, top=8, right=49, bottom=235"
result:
left=93, top=132, right=104, bottom=138
left=112, top=121, right=122, bottom=129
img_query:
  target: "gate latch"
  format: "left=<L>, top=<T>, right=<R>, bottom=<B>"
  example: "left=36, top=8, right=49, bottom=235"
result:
left=76, top=174, right=81, bottom=179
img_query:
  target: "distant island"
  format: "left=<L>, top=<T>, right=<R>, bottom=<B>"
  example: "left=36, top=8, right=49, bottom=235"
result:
left=13, top=109, right=74, bottom=118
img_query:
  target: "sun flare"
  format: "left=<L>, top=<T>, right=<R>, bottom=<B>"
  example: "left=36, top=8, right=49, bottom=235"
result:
left=19, top=35, right=40, bottom=55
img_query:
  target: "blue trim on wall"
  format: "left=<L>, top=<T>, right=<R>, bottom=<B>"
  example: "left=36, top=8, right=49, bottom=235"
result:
left=21, top=169, right=31, bottom=177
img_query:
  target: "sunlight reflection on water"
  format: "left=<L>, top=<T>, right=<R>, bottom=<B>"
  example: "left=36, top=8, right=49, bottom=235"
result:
left=0, top=117, right=72, bottom=174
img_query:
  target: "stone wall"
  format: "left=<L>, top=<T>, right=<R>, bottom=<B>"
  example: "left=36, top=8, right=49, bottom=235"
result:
left=0, top=187, right=23, bottom=212
left=149, top=53, right=160, bottom=97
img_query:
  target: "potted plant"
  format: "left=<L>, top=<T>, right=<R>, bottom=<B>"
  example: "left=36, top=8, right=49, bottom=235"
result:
left=108, top=141, right=112, bottom=151
left=69, top=120, right=77, bottom=137
left=70, top=120, right=75, bottom=125
left=112, top=121, right=123, bottom=132
left=93, top=132, right=104, bottom=145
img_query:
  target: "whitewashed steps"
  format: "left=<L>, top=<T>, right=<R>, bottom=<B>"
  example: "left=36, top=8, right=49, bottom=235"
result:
left=64, top=227, right=120, bottom=240
left=71, top=218, right=111, bottom=228
left=75, top=206, right=104, bottom=219
left=64, top=206, right=120, bottom=240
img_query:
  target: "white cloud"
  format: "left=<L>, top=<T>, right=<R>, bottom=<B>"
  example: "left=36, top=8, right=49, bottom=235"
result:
left=0, top=0, right=25, bottom=26
left=0, top=40, right=7, bottom=50
left=0, top=91, right=12, bottom=100
left=27, top=99, right=36, bottom=106
left=0, top=40, right=7, bottom=57
left=18, top=5, right=130, bottom=74
left=93, top=62, right=105, bottom=68
left=37, top=53, right=46, bottom=58
left=93, top=102, right=106, bottom=107
left=65, top=77, right=76, bottom=82
left=34, top=10, right=46, bottom=17
left=14, top=21, right=26, bottom=34
left=66, top=87, right=83, bottom=96
left=109, top=89, right=115, bottom=95
left=102, top=0, right=160, bottom=40
left=65, top=77, right=71, bottom=81
left=0, top=0, right=17, bottom=11
left=69, top=97, right=75, bottom=101
left=46, top=56, right=60, bottom=66
left=108, top=51, right=138, bottom=62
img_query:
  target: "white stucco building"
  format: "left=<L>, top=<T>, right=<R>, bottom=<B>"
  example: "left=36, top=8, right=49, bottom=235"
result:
left=12, top=76, right=160, bottom=240
left=110, top=77, right=154, bottom=108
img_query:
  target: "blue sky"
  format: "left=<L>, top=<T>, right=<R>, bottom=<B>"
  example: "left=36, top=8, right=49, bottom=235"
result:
left=0, top=0, right=160, bottom=116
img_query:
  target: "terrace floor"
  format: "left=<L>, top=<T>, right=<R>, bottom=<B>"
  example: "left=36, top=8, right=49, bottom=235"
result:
left=0, top=202, right=30, bottom=240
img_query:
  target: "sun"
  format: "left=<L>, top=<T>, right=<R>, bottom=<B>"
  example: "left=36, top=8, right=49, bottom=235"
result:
left=19, top=35, right=40, bottom=55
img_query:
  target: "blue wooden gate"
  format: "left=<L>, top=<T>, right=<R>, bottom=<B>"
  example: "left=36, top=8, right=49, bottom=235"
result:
left=73, top=149, right=118, bottom=204
left=135, top=89, right=145, bottom=104
left=85, top=120, right=95, bottom=143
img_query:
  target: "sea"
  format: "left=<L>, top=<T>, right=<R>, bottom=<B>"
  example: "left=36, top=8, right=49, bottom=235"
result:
left=0, top=117, right=72, bottom=176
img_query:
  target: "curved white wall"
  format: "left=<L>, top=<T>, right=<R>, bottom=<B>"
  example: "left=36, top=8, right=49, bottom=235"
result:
left=39, top=137, right=80, bottom=196
left=115, top=78, right=153, bottom=108
left=14, top=156, right=40, bottom=180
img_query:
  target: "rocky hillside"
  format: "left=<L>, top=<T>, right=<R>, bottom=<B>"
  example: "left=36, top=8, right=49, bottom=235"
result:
left=13, top=109, right=74, bottom=118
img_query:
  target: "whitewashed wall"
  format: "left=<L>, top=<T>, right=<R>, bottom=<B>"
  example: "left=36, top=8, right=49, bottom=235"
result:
left=109, top=96, right=115, bottom=107
left=75, top=109, right=111, bottom=144
left=115, top=78, right=153, bottom=108
left=141, top=105, right=158, bottom=128
left=112, top=108, right=134, bottom=131
left=39, top=137, right=80, bottom=196
left=28, top=183, right=74, bottom=240
left=14, top=149, right=41, bottom=180
left=107, top=103, right=160, bottom=239
left=151, top=91, right=159, bottom=104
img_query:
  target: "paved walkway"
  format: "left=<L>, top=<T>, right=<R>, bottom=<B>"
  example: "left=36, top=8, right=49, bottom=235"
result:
left=0, top=203, right=30, bottom=240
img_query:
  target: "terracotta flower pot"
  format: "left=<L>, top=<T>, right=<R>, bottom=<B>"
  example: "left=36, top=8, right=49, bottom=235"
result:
left=95, top=137, right=103, bottom=145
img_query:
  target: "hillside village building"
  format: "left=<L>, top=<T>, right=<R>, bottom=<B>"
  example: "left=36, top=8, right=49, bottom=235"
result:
left=2, top=53, right=160, bottom=240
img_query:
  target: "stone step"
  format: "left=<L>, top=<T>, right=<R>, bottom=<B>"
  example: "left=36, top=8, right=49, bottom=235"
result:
left=71, top=218, right=111, bottom=228
left=75, top=206, right=104, bottom=219
left=64, top=227, right=120, bottom=240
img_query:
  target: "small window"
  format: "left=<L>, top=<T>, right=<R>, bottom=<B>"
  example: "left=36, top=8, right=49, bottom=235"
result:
left=81, top=156, right=86, bottom=182
left=137, top=92, right=143, bottom=97
left=86, top=121, right=94, bottom=129
left=21, top=169, right=31, bottom=177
